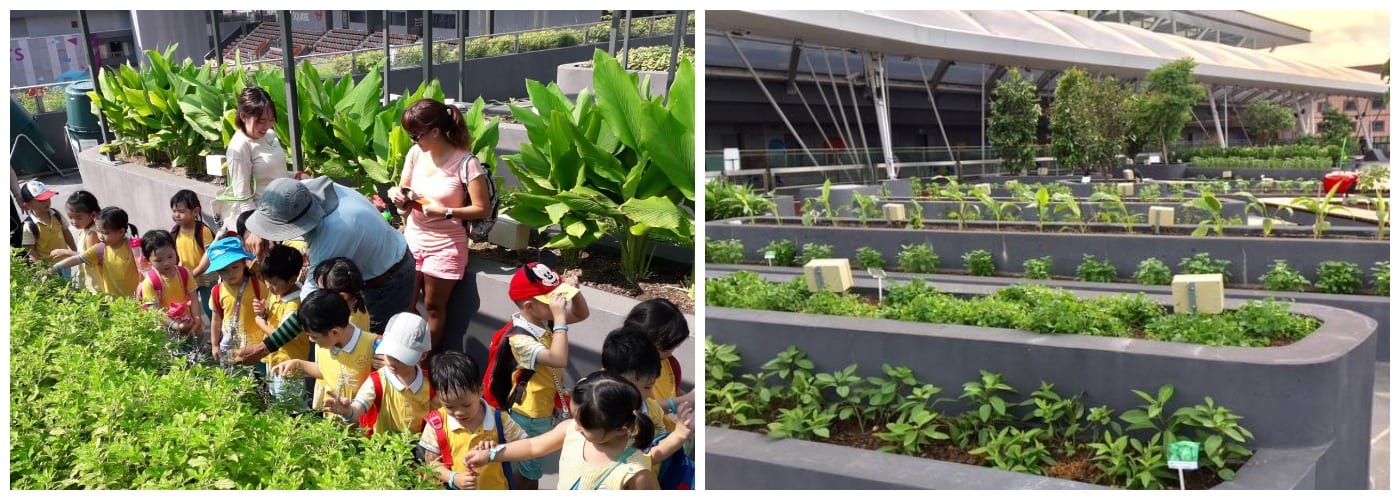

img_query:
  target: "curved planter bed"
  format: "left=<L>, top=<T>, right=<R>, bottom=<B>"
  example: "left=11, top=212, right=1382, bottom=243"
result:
left=706, top=217, right=1388, bottom=287
left=885, top=198, right=1248, bottom=223
left=706, top=288, right=1376, bottom=489
left=1185, top=166, right=1336, bottom=181
left=708, top=264, right=1392, bottom=362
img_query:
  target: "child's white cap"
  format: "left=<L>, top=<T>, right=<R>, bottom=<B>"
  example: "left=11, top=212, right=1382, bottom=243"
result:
left=377, top=312, right=431, bottom=365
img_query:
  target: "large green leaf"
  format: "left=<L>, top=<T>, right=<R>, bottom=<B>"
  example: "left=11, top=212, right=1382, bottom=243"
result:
left=620, top=196, right=688, bottom=237
left=667, top=57, right=694, bottom=132
left=590, top=49, right=646, bottom=151
left=526, top=80, right=574, bottom=124
left=640, top=104, right=694, bottom=200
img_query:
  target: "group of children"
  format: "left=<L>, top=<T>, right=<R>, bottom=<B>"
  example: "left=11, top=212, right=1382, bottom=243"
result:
left=19, top=179, right=694, bottom=490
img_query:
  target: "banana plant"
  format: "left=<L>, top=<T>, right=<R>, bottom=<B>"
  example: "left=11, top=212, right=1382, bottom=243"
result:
left=1292, top=183, right=1344, bottom=240
left=973, top=190, right=1021, bottom=230
left=1024, top=186, right=1054, bottom=232
left=1088, top=192, right=1141, bottom=234
left=1233, top=191, right=1291, bottom=238
left=503, top=49, right=694, bottom=284
left=1185, top=192, right=1228, bottom=237
left=933, top=177, right=977, bottom=230
left=817, top=179, right=836, bottom=226
left=1052, top=192, right=1086, bottom=233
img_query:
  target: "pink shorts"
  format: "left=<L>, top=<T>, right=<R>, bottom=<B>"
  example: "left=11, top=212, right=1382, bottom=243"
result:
left=410, top=240, right=468, bottom=280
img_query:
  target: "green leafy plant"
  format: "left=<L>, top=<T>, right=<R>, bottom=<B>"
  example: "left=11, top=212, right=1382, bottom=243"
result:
left=759, top=239, right=798, bottom=266
left=800, top=198, right=817, bottom=227
left=1089, top=191, right=1141, bottom=232
left=1049, top=67, right=1090, bottom=173
left=956, top=370, right=1019, bottom=448
left=706, top=238, right=745, bottom=264
left=1023, top=382, right=1085, bottom=455
left=907, top=199, right=925, bottom=230
left=1291, top=182, right=1343, bottom=239
left=897, top=244, right=941, bottom=273
left=1134, top=258, right=1173, bottom=285
left=1177, top=253, right=1232, bottom=282
left=797, top=243, right=834, bottom=266
left=972, top=189, right=1022, bottom=230
left=503, top=50, right=694, bottom=284
left=856, top=247, right=886, bottom=271
left=1076, top=254, right=1119, bottom=283
left=1024, top=186, right=1054, bottom=232
left=969, top=427, right=1056, bottom=475
left=863, top=364, right=923, bottom=426
left=706, top=180, right=776, bottom=221
left=877, top=407, right=951, bottom=455
left=1023, top=256, right=1052, bottom=280
left=1373, top=261, right=1390, bottom=296
left=1184, top=192, right=1228, bottom=237
left=814, top=364, right=868, bottom=427
left=1052, top=192, right=1087, bottom=232
left=817, top=179, right=837, bottom=226
left=850, top=192, right=880, bottom=227
left=1133, top=59, right=1207, bottom=164
left=1261, top=260, right=1310, bottom=292
left=1315, top=260, right=1363, bottom=294
left=963, top=249, right=996, bottom=277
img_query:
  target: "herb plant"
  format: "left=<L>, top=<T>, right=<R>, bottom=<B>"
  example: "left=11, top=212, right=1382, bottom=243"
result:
left=1315, top=260, right=1363, bottom=294
left=759, top=239, right=798, bottom=266
left=1076, top=254, right=1119, bottom=282
left=1023, top=257, right=1052, bottom=280
left=897, top=244, right=940, bottom=273
left=706, top=238, right=745, bottom=264
left=856, top=247, right=887, bottom=271
left=1261, top=260, right=1309, bottom=292
left=1134, top=258, right=1173, bottom=286
left=964, top=250, right=996, bottom=277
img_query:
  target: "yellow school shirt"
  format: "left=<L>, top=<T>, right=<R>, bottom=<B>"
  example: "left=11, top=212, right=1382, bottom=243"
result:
left=139, top=266, right=194, bottom=310
left=73, top=226, right=102, bottom=293
left=353, top=367, right=434, bottom=434
left=212, top=277, right=268, bottom=349
left=507, top=314, right=563, bottom=419
left=264, top=290, right=310, bottom=367
left=557, top=421, right=652, bottom=490
left=312, top=326, right=375, bottom=413
left=350, top=309, right=371, bottom=333
left=174, top=224, right=217, bottom=286
left=417, top=404, right=527, bottom=490
left=23, top=210, right=68, bottom=265
left=642, top=398, right=676, bottom=477
left=653, top=357, right=678, bottom=402
left=80, top=238, right=139, bottom=298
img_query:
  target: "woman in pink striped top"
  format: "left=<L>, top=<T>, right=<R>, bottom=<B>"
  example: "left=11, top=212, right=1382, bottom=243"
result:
left=388, top=98, right=491, bottom=358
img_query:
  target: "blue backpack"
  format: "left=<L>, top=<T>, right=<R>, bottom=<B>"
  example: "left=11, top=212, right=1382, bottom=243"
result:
left=650, top=432, right=695, bottom=490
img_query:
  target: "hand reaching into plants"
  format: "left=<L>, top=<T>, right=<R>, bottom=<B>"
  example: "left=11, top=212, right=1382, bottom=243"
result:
left=271, top=359, right=303, bottom=378
left=322, top=389, right=355, bottom=418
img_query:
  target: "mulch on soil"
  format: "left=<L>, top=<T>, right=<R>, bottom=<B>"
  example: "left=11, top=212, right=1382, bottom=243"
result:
left=470, top=241, right=694, bottom=315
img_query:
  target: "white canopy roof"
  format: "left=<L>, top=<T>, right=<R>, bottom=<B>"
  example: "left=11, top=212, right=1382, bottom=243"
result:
left=709, top=10, right=1387, bottom=97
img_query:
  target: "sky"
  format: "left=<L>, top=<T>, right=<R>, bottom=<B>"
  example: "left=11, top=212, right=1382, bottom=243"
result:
left=1250, top=10, right=1389, bottom=69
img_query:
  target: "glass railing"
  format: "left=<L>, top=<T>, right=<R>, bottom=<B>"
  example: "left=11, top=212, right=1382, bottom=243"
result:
left=11, top=82, right=74, bottom=115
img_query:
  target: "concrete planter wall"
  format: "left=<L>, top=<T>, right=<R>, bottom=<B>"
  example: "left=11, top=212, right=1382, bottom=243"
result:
left=709, top=264, right=1393, bottom=362
left=75, top=148, right=221, bottom=233
left=707, top=292, right=1376, bottom=489
left=556, top=63, right=671, bottom=98
left=898, top=198, right=1246, bottom=223
left=706, top=218, right=1390, bottom=286
left=709, top=427, right=1329, bottom=490
left=1185, top=166, right=1334, bottom=180
left=1138, top=163, right=1189, bottom=180
left=792, top=184, right=884, bottom=217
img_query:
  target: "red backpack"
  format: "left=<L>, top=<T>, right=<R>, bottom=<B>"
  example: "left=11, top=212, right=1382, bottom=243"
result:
left=424, top=408, right=516, bottom=489
left=359, top=368, right=435, bottom=436
left=210, top=275, right=262, bottom=317
left=142, top=267, right=193, bottom=321
left=482, top=323, right=570, bottom=413
left=666, top=355, right=683, bottom=394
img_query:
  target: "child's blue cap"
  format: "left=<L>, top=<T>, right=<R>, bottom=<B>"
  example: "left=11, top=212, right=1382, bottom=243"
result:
left=205, top=236, right=255, bottom=273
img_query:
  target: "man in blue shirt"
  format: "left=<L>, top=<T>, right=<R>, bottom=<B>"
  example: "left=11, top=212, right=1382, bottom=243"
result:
left=245, top=177, right=416, bottom=335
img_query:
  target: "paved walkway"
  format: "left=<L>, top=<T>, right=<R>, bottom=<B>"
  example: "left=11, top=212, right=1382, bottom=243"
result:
left=1373, top=362, right=1389, bottom=490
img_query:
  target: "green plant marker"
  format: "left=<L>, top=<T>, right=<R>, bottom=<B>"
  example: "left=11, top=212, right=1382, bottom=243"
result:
left=1168, top=440, right=1201, bottom=490
left=764, top=250, right=776, bottom=267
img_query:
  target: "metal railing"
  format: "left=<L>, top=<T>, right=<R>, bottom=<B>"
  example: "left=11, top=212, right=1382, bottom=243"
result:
left=704, top=145, right=1055, bottom=171
left=220, top=13, right=693, bottom=78
left=11, top=82, right=75, bottom=115
left=704, top=146, right=1072, bottom=190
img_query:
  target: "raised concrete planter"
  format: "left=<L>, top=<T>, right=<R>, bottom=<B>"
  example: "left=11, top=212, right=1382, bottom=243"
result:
left=794, top=184, right=884, bottom=217
left=486, top=214, right=531, bottom=250
left=707, top=285, right=1376, bottom=489
left=706, top=218, right=1390, bottom=286
left=1186, top=166, right=1334, bottom=181
left=76, top=147, right=221, bottom=234
left=556, top=62, right=671, bottom=99
left=710, top=264, right=1393, bottom=363
left=896, top=197, right=1247, bottom=223
left=1138, top=163, right=1189, bottom=180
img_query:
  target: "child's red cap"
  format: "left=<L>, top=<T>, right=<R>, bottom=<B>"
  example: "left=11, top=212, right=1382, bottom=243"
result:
left=508, top=262, right=562, bottom=302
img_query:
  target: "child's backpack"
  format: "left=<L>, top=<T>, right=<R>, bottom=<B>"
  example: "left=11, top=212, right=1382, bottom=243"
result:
left=458, top=154, right=499, bottom=243
left=21, top=207, right=62, bottom=246
left=424, top=407, right=516, bottom=489
left=143, top=267, right=194, bottom=321
left=666, top=355, right=683, bottom=394
left=651, top=433, right=695, bottom=490
left=358, top=367, right=435, bottom=436
left=210, top=274, right=262, bottom=318
left=483, top=323, right=570, bottom=414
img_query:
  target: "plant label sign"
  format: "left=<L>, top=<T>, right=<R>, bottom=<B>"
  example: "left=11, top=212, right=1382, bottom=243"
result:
left=764, top=250, right=776, bottom=266
left=1167, top=440, right=1200, bottom=470
left=723, top=147, right=741, bottom=172
left=1081, top=176, right=1092, bottom=184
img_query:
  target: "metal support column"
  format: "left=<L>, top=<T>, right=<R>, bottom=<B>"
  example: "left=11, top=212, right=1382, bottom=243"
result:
left=821, top=48, right=859, bottom=167
left=421, top=10, right=432, bottom=84
left=665, top=10, right=685, bottom=91
left=607, top=11, right=620, bottom=56
left=1207, top=84, right=1226, bottom=147
left=864, top=51, right=897, bottom=179
left=842, top=50, right=874, bottom=174
left=808, top=54, right=857, bottom=166
left=79, top=11, right=115, bottom=161
left=210, top=11, right=224, bottom=75
left=620, top=11, right=632, bottom=68
left=383, top=11, right=391, bottom=107
left=457, top=10, right=466, bottom=102
left=279, top=11, right=302, bottom=172
left=724, top=33, right=818, bottom=167
left=916, top=58, right=957, bottom=172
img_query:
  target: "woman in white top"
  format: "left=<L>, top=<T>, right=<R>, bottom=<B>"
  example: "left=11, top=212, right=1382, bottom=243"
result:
left=216, top=86, right=289, bottom=232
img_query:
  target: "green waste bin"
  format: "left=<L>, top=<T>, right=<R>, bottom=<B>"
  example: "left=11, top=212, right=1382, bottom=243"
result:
left=65, top=80, right=99, bottom=133
left=10, top=98, right=60, bottom=177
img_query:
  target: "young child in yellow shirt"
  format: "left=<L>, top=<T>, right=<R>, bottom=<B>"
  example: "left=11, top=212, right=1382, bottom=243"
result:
left=270, top=290, right=375, bottom=421
left=418, top=351, right=526, bottom=490
left=323, top=312, right=435, bottom=435
left=601, top=327, right=694, bottom=486
left=50, top=207, right=141, bottom=298
left=252, top=244, right=310, bottom=407
left=19, top=180, right=75, bottom=270
left=137, top=230, right=202, bottom=343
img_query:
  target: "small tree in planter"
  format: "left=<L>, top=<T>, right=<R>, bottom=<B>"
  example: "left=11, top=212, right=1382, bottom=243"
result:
left=1082, top=76, right=1135, bottom=179
left=1133, top=59, right=1206, bottom=165
left=1318, top=108, right=1357, bottom=166
left=1050, top=67, right=1090, bottom=175
left=989, top=68, right=1041, bottom=175
left=1240, top=100, right=1296, bottom=146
